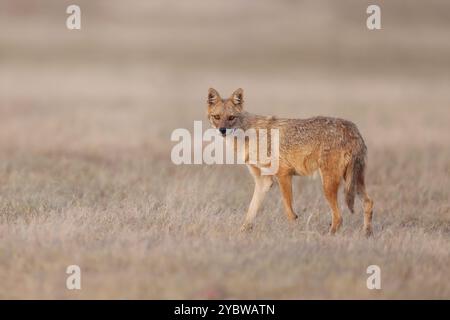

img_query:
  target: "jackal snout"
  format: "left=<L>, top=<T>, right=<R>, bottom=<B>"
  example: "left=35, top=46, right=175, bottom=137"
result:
left=218, top=127, right=227, bottom=136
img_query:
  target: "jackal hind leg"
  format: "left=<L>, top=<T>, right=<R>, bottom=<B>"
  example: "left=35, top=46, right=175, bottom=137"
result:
left=320, top=168, right=343, bottom=235
left=357, top=180, right=374, bottom=237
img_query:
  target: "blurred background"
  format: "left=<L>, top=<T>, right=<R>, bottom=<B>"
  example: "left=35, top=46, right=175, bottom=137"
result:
left=2, top=0, right=449, bottom=152
left=0, top=0, right=449, bottom=299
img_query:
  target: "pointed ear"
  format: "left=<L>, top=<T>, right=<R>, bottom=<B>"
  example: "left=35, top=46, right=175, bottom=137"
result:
left=230, top=88, right=244, bottom=109
left=207, top=88, right=221, bottom=106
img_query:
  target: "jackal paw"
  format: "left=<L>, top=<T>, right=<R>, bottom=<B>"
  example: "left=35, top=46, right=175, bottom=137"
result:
left=328, top=227, right=337, bottom=235
left=364, top=226, right=373, bottom=238
left=240, top=223, right=253, bottom=232
left=328, top=224, right=341, bottom=235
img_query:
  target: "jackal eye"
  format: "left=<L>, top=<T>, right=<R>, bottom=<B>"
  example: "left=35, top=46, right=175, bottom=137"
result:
left=213, top=115, right=220, bottom=120
left=228, top=116, right=236, bottom=121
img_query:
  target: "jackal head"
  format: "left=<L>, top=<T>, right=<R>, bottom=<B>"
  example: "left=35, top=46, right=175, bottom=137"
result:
left=206, top=88, right=244, bottom=137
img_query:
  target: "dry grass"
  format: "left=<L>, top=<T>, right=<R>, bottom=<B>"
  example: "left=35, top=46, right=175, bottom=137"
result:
left=0, top=0, right=449, bottom=299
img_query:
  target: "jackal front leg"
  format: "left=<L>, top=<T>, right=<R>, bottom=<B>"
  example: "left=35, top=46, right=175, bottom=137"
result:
left=241, top=167, right=273, bottom=231
left=277, top=174, right=298, bottom=221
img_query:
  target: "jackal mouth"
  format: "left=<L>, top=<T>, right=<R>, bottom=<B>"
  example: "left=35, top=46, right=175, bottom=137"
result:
left=218, top=128, right=237, bottom=137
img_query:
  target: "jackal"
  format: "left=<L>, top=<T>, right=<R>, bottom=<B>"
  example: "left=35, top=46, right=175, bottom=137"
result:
left=206, top=88, right=374, bottom=236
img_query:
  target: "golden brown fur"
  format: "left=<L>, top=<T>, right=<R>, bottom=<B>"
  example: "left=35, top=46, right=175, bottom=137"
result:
left=207, top=88, right=374, bottom=236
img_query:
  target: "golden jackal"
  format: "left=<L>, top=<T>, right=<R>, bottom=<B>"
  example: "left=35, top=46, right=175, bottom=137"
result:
left=206, top=88, right=374, bottom=236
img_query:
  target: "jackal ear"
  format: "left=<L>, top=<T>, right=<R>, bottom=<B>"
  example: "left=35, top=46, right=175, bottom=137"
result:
left=230, top=88, right=244, bottom=109
left=207, top=88, right=221, bottom=106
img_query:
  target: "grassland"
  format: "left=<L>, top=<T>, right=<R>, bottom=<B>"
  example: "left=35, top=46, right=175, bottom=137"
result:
left=0, top=0, right=449, bottom=299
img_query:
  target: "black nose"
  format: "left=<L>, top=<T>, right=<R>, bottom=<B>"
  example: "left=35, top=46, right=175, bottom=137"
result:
left=219, top=127, right=227, bottom=135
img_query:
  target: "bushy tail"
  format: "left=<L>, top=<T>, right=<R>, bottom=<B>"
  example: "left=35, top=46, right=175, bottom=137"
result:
left=344, top=148, right=366, bottom=213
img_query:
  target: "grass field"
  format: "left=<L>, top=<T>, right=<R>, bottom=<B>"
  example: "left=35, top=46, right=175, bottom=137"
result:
left=0, top=0, right=449, bottom=299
